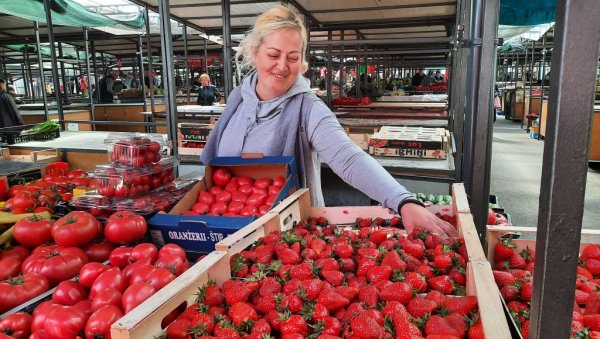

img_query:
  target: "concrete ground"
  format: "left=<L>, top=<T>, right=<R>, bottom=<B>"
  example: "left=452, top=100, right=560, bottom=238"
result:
left=490, top=114, right=600, bottom=229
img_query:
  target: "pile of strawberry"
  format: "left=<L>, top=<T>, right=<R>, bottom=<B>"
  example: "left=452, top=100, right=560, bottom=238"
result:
left=163, top=217, right=485, bottom=339
left=492, top=236, right=600, bottom=338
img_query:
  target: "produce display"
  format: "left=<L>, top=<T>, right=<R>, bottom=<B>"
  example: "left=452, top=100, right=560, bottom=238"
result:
left=184, top=168, right=286, bottom=217
left=413, top=192, right=453, bottom=205
left=159, top=217, right=486, bottom=338
left=116, top=88, right=144, bottom=100
left=106, top=134, right=166, bottom=168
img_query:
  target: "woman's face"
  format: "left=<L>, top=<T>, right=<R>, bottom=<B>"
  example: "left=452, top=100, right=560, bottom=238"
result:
left=200, top=77, right=209, bottom=86
left=254, top=28, right=303, bottom=101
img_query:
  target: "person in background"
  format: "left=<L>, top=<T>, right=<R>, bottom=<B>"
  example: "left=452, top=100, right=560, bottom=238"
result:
left=0, top=78, right=24, bottom=128
left=98, top=69, right=120, bottom=103
left=200, top=6, right=456, bottom=237
left=435, top=70, right=444, bottom=81
left=420, top=70, right=438, bottom=87
left=411, top=69, right=425, bottom=86
left=196, top=73, right=221, bottom=106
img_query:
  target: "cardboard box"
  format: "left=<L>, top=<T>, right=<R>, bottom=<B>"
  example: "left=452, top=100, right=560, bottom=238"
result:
left=368, top=146, right=447, bottom=159
left=147, top=156, right=300, bottom=255
left=369, top=126, right=450, bottom=151
left=177, top=123, right=213, bottom=156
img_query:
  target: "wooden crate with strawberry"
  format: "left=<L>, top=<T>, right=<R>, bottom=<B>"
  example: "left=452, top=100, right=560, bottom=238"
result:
left=112, top=183, right=509, bottom=338
left=487, top=225, right=600, bottom=338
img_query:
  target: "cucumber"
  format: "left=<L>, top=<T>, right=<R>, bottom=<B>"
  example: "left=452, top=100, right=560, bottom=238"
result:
left=427, top=194, right=436, bottom=203
left=417, top=193, right=427, bottom=201
left=436, top=195, right=445, bottom=204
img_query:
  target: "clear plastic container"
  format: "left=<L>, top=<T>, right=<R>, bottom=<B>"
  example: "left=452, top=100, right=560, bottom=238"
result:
left=105, top=133, right=168, bottom=167
left=93, top=157, right=178, bottom=198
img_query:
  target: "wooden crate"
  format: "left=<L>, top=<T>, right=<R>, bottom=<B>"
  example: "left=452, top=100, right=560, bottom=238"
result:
left=1, top=148, right=60, bottom=163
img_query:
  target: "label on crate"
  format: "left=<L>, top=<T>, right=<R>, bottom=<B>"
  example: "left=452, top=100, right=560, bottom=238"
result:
left=178, top=124, right=213, bottom=142
left=368, top=137, right=446, bottom=150
left=369, top=146, right=447, bottom=159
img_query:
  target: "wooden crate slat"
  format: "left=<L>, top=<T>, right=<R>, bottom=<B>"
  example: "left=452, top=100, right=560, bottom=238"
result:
left=452, top=182, right=470, bottom=214
left=215, top=213, right=281, bottom=253
left=458, top=213, right=487, bottom=262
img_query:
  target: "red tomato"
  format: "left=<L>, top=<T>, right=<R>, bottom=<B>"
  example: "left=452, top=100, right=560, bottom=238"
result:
left=158, top=244, right=187, bottom=260
left=126, top=263, right=156, bottom=285
left=70, top=177, right=91, bottom=187
left=246, top=194, right=267, bottom=207
left=84, top=240, right=116, bottom=263
left=227, top=201, right=244, bottom=215
left=21, top=246, right=88, bottom=286
left=104, top=211, right=147, bottom=245
left=109, top=247, right=132, bottom=268
left=251, top=187, right=267, bottom=196
left=258, top=204, right=271, bottom=216
left=29, top=330, right=50, bottom=339
left=224, top=180, right=239, bottom=192
left=0, top=273, right=50, bottom=313
left=155, top=254, right=189, bottom=276
left=208, top=186, right=223, bottom=196
left=266, top=194, right=277, bottom=206
left=210, top=202, right=228, bottom=215
left=13, top=215, right=53, bottom=247
left=197, top=191, right=215, bottom=205
left=237, top=177, right=254, bottom=186
left=30, top=301, right=60, bottom=333
left=0, top=246, right=29, bottom=261
left=52, top=280, right=87, bottom=306
left=191, top=202, right=210, bottom=215
left=33, top=207, right=54, bottom=215
left=0, top=312, right=32, bottom=339
left=488, top=209, right=496, bottom=225
left=254, top=178, right=272, bottom=189
left=216, top=190, right=232, bottom=203
left=43, top=305, right=86, bottom=339
left=85, top=305, right=123, bottom=339
left=89, top=267, right=125, bottom=300
left=230, top=191, right=248, bottom=203
left=7, top=185, right=26, bottom=198
left=144, top=267, right=176, bottom=290
left=0, top=257, right=21, bottom=280
left=273, top=176, right=286, bottom=187
left=122, top=282, right=157, bottom=313
left=238, top=184, right=253, bottom=195
left=73, top=299, right=93, bottom=318
left=11, top=192, right=36, bottom=211
left=67, top=169, right=87, bottom=179
left=51, top=211, right=100, bottom=247
left=90, top=288, right=123, bottom=312
left=212, top=168, right=232, bottom=187
left=240, top=205, right=258, bottom=217
left=78, top=262, right=109, bottom=288
left=129, top=243, right=158, bottom=265
left=267, top=185, right=282, bottom=197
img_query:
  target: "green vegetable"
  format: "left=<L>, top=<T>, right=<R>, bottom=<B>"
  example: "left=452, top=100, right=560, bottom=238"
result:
left=20, top=120, right=59, bottom=136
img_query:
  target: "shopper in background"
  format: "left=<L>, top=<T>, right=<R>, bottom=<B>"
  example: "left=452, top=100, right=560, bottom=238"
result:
left=420, top=70, right=438, bottom=87
left=98, top=69, right=120, bottom=103
left=411, top=69, right=426, bottom=86
left=435, top=70, right=444, bottom=81
left=195, top=74, right=221, bottom=106
left=0, top=78, right=24, bottom=128
left=201, top=6, right=456, bottom=237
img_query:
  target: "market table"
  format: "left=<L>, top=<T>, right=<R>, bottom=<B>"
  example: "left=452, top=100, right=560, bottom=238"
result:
left=20, top=110, right=93, bottom=131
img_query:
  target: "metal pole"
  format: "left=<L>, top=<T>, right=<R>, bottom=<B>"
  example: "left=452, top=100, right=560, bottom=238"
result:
left=21, top=62, right=29, bottom=99
left=356, top=32, right=361, bottom=98
left=527, top=40, right=535, bottom=130
left=326, top=30, right=333, bottom=107
left=222, top=0, right=233, bottom=99
left=183, top=24, right=190, bottom=104
left=58, top=43, right=69, bottom=104
left=144, top=6, right=156, bottom=113
left=34, top=22, right=49, bottom=120
left=91, top=41, right=100, bottom=103
left=137, top=35, right=147, bottom=112
left=43, top=0, right=64, bottom=130
left=83, top=28, right=95, bottom=131
left=25, top=52, right=34, bottom=101
left=158, top=0, right=178, bottom=155
left=340, top=30, right=345, bottom=87
left=538, top=38, right=546, bottom=140
left=530, top=1, right=600, bottom=337
left=521, top=45, right=528, bottom=128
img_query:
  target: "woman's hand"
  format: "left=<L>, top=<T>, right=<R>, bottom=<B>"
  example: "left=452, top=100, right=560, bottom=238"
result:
left=400, top=203, right=459, bottom=237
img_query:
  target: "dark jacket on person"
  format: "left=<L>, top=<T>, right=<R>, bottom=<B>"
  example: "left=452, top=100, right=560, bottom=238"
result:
left=98, top=74, right=116, bottom=103
left=197, top=85, right=221, bottom=106
left=411, top=73, right=425, bottom=87
left=0, top=89, right=24, bottom=128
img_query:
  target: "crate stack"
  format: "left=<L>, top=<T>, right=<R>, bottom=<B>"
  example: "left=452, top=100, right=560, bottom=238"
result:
left=177, top=122, right=214, bottom=155
left=368, top=126, right=450, bottom=159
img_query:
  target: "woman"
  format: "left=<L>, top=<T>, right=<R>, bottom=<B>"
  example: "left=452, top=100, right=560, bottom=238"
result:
left=196, top=74, right=221, bottom=106
left=201, top=6, right=456, bottom=237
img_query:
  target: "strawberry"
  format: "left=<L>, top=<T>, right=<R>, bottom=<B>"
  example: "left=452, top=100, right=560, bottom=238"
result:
left=576, top=289, right=590, bottom=305
left=259, top=277, right=282, bottom=297
left=310, top=238, right=327, bottom=254
left=578, top=266, right=595, bottom=280
left=520, top=282, right=533, bottom=302
left=283, top=278, right=302, bottom=295
left=369, top=229, right=388, bottom=245
left=425, top=290, right=447, bottom=307
left=493, top=270, right=516, bottom=287
left=428, top=275, right=455, bottom=295
left=415, top=264, right=435, bottom=279
left=279, top=248, right=301, bottom=265
left=318, top=258, right=340, bottom=272
left=389, top=216, right=401, bottom=227
left=500, top=285, right=520, bottom=302
left=357, top=248, right=381, bottom=261
left=379, top=238, right=397, bottom=251
left=322, top=270, right=344, bottom=286
left=290, top=241, right=301, bottom=255
left=341, top=302, right=366, bottom=323
left=407, top=297, right=438, bottom=317
left=264, top=310, right=282, bottom=331
left=358, top=284, right=380, bottom=307
left=375, top=279, right=392, bottom=291
left=279, top=293, right=304, bottom=313
left=508, top=253, right=526, bottom=269
left=446, top=312, right=468, bottom=335
left=301, top=248, right=318, bottom=260
left=298, top=278, right=324, bottom=300
left=338, top=258, right=356, bottom=272
left=374, top=217, right=385, bottom=226
left=443, top=295, right=478, bottom=315
left=166, top=319, right=192, bottom=339
left=521, top=319, right=530, bottom=338
left=254, top=243, right=274, bottom=264
left=586, top=292, right=600, bottom=314
left=222, top=280, right=251, bottom=305
left=425, top=315, right=461, bottom=337
left=349, top=312, right=387, bottom=339
left=520, top=246, right=535, bottom=263
left=213, top=320, right=241, bottom=338
left=381, top=250, right=406, bottom=271
left=280, top=313, right=308, bottom=336
left=356, top=217, right=372, bottom=228
left=189, top=311, right=215, bottom=335
left=433, top=253, right=453, bottom=271
left=394, top=317, right=424, bottom=339
left=208, top=306, right=226, bottom=316
left=405, top=272, right=428, bottom=293
left=449, top=267, right=467, bottom=286
left=250, top=318, right=270, bottom=336
left=366, top=265, right=392, bottom=284
left=318, top=316, right=343, bottom=336
left=289, top=261, right=317, bottom=280
left=228, top=302, right=258, bottom=327
left=363, top=308, right=384, bottom=326
left=582, top=244, right=600, bottom=261
left=356, top=258, right=378, bottom=277
left=333, top=243, right=354, bottom=258
left=506, top=300, right=528, bottom=314
left=399, top=238, right=425, bottom=258
left=379, top=282, right=413, bottom=304
left=468, top=319, right=485, bottom=339
left=317, top=289, right=350, bottom=312
left=586, top=259, right=600, bottom=277
left=335, top=285, right=359, bottom=302
left=494, top=237, right=516, bottom=261
left=252, top=294, right=277, bottom=314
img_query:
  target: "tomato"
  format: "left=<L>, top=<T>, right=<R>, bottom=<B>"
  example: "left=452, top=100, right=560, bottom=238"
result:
left=254, top=178, right=272, bottom=189
left=251, top=187, right=267, bottom=196
left=84, top=240, right=116, bottom=263
left=50, top=280, right=87, bottom=306
left=52, top=211, right=100, bottom=248
left=90, top=288, right=123, bottom=312
left=144, top=267, right=176, bottom=290
left=126, top=263, right=156, bottom=285
left=210, top=202, right=228, bottom=215
left=238, top=184, right=253, bottom=195
left=67, top=169, right=87, bottom=179
left=33, top=207, right=54, bottom=215
left=212, top=168, right=232, bottom=187
left=0, top=312, right=32, bottom=339
left=487, top=209, right=496, bottom=225
left=29, top=330, right=50, bottom=339
left=227, top=201, right=244, bottom=215
left=155, top=254, right=189, bottom=276
left=0, top=274, right=50, bottom=313
left=85, top=305, right=123, bottom=339
left=70, top=177, right=91, bottom=187
left=208, top=186, right=223, bottom=196
left=109, top=247, right=132, bottom=268
left=89, top=267, right=125, bottom=300
left=13, top=215, right=53, bottom=248
left=31, top=301, right=60, bottom=332
left=0, top=246, right=29, bottom=261
left=230, top=191, right=248, bottom=203
left=258, top=204, right=271, bottom=216
left=268, top=185, right=282, bottom=197
left=197, top=191, right=215, bottom=205
left=215, top=190, right=232, bottom=203
left=22, top=246, right=87, bottom=286
left=0, top=257, right=21, bottom=280
left=273, top=176, right=286, bottom=187
left=224, top=180, right=239, bottom=192
left=73, top=299, right=93, bottom=318
left=191, top=202, right=210, bottom=214
left=104, top=211, right=147, bottom=245
left=240, top=205, right=258, bottom=217
left=237, top=177, right=254, bottom=186
left=122, top=282, right=156, bottom=313
left=266, top=194, right=277, bottom=206
left=246, top=194, right=267, bottom=207
left=11, top=192, right=36, bottom=211
left=129, top=243, right=158, bottom=265
left=158, top=244, right=187, bottom=260
left=43, top=305, right=87, bottom=339
left=7, top=185, right=26, bottom=198
left=79, top=262, right=109, bottom=288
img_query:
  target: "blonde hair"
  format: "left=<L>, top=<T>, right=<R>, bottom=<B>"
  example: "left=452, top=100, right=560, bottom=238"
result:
left=235, top=5, right=308, bottom=80
left=199, top=73, right=211, bottom=83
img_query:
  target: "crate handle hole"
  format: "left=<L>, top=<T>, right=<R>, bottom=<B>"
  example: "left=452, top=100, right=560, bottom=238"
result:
left=283, top=213, right=293, bottom=226
left=160, top=301, right=188, bottom=329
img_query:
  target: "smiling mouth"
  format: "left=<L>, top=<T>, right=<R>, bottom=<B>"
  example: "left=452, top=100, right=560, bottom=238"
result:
left=272, top=74, right=287, bottom=79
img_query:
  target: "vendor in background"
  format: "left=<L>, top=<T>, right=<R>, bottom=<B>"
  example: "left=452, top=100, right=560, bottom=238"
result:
left=420, top=70, right=438, bottom=87
left=0, top=78, right=24, bottom=128
left=435, top=70, right=444, bottom=81
left=200, top=6, right=456, bottom=237
left=98, top=69, right=121, bottom=103
left=411, top=69, right=426, bottom=86
left=195, top=74, right=221, bottom=106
